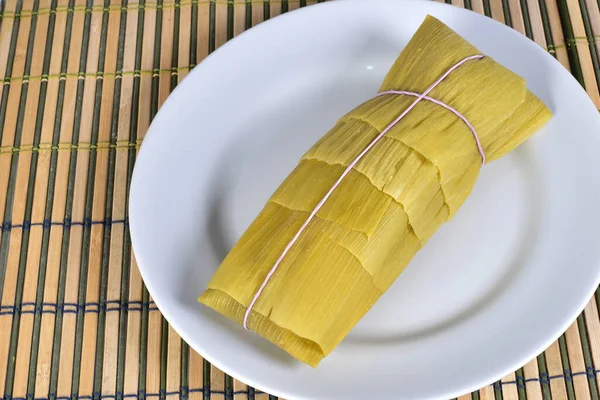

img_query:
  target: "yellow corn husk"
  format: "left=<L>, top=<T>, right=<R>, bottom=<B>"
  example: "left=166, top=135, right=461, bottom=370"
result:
left=198, top=15, right=552, bottom=367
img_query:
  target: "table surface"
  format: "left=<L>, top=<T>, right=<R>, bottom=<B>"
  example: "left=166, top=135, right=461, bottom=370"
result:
left=1, top=0, right=600, bottom=399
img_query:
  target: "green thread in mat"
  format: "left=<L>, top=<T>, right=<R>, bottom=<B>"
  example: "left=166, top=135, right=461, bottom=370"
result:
left=0, top=140, right=143, bottom=154
left=1, top=67, right=195, bottom=84
left=70, top=0, right=110, bottom=390
left=0, top=0, right=302, bottom=20
left=3, top=35, right=595, bottom=84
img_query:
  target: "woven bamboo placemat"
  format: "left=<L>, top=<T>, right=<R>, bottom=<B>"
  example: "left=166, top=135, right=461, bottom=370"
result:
left=1, top=0, right=600, bottom=399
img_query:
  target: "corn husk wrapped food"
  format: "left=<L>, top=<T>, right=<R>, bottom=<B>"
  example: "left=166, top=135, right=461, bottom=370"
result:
left=199, top=16, right=552, bottom=367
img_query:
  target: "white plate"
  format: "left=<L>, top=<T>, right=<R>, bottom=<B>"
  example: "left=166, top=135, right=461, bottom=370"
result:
left=129, top=1, right=600, bottom=399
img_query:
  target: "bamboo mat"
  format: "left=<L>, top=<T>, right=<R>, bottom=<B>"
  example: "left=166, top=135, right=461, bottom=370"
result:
left=0, top=0, right=600, bottom=399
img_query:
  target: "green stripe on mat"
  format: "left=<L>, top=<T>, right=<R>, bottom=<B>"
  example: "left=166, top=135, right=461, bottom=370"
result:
left=0, top=0, right=5, bottom=31
left=519, top=0, right=534, bottom=39
left=0, top=0, right=296, bottom=20
left=515, top=368, right=526, bottom=400
left=190, top=0, right=198, bottom=66
left=539, top=0, right=558, bottom=54
left=224, top=375, right=233, bottom=400
left=245, top=0, right=250, bottom=30
left=208, top=0, right=215, bottom=53
left=557, top=0, right=585, bottom=84
left=172, top=0, right=180, bottom=92
left=501, top=0, right=513, bottom=27
left=203, top=359, right=210, bottom=400
left=537, top=347, right=552, bottom=399
left=181, top=343, right=190, bottom=400
left=263, top=0, right=269, bottom=20
left=121, top=0, right=144, bottom=396
left=493, top=379, right=503, bottom=399
left=0, top=0, right=24, bottom=302
left=227, top=0, right=233, bottom=41
left=482, top=0, right=491, bottom=17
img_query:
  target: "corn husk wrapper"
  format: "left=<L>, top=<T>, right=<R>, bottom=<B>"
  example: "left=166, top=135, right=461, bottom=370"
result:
left=198, top=16, right=552, bottom=367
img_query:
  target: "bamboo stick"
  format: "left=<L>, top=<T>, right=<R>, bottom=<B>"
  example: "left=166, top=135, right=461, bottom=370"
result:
left=32, top=0, right=70, bottom=395
left=0, top=0, right=18, bottom=106
left=233, top=379, right=248, bottom=400
left=215, top=0, right=228, bottom=48
left=0, top=0, right=36, bottom=394
left=545, top=340, right=569, bottom=399
left=188, top=350, right=204, bottom=400
left=122, top=261, right=144, bottom=396
left=500, top=372, right=519, bottom=400
left=565, top=321, right=592, bottom=400
left=583, top=298, right=600, bottom=398
left=77, top=0, right=123, bottom=396
left=100, top=0, right=138, bottom=397
left=211, top=365, right=225, bottom=400
left=545, top=0, right=570, bottom=68
left=565, top=0, right=600, bottom=106
left=178, top=0, right=192, bottom=81
left=9, top=0, right=54, bottom=396
left=55, top=0, right=104, bottom=394
left=522, top=358, right=544, bottom=399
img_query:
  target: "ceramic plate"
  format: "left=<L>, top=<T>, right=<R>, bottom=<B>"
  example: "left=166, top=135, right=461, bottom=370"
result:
left=129, top=1, right=600, bottom=399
